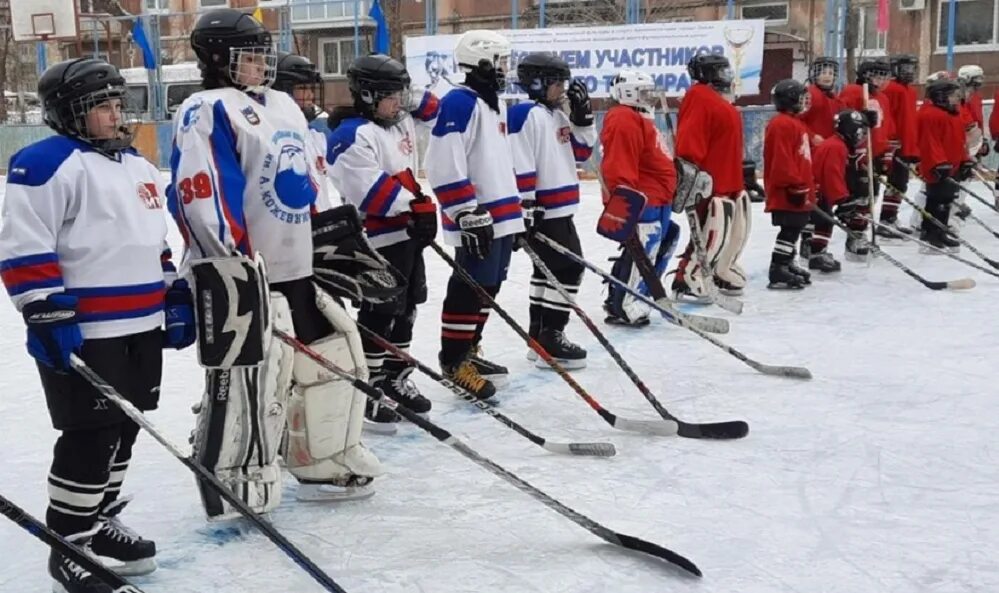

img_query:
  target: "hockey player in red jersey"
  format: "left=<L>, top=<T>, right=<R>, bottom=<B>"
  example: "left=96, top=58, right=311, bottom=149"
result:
left=0, top=58, right=194, bottom=592
left=881, top=55, right=920, bottom=230
left=917, top=77, right=972, bottom=251
left=672, top=54, right=747, bottom=300
left=809, top=111, right=870, bottom=273
left=763, top=80, right=815, bottom=289
left=599, top=69, right=677, bottom=325
left=958, top=65, right=986, bottom=158
left=799, top=57, right=844, bottom=145
left=510, top=53, right=597, bottom=359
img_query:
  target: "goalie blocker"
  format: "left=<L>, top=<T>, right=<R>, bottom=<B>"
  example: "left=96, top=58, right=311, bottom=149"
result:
left=190, top=249, right=384, bottom=519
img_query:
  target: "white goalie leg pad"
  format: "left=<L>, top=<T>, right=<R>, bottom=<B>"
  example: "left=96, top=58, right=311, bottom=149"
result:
left=715, top=191, right=751, bottom=289
left=192, top=294, right=294, bottom=521
left=285, top=287, right=382, bottom=486
left=684, top=197, right=733, bottom=297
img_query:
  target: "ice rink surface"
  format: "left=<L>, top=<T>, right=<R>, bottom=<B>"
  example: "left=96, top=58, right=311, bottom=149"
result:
left=1, top=177, right=997, bottom=592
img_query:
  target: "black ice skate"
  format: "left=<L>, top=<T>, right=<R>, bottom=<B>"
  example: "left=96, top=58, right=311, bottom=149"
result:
left=468, top=346, right=508, bottom=387
left=363, top=383, right=400, bottom=435
left=919, top=228, right=960, bottom=254
left=90, top=497, right=156, bottom=577
left=875, top=216, right=914, bottom=238
left=385, top=367, right=431, bottom=416
left=788, top=260, right=812, bottom=285
left=442, top=359, right=496, bottom=401
left=768, top=263, right=806, bottom=290
left=50, top=531, right=114, bottom=593
left=534, top=329, right=587, bottom=370
left=844, top=235, right=871, bottom=262
left=808, top=251, right=842, bottom=273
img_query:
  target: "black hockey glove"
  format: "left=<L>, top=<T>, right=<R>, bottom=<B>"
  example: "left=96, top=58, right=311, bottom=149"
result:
left=566, top=79, right=594, bottom=127
left=456, top=207, right=494, bottom=259
left=932, top=163, right=953, bottom=182
left=958, top=160, right=975, bottom=182
left=978, top=142, right=991, bottom=158
left=513, top=199, right=544, bottom=251
left=408, top=196, right=438, bottom=246
left=23, top=294, right=83, bottom=373
left=163, top=279, right=196, bottom=350
left=862, top=109, right=879, bottom=129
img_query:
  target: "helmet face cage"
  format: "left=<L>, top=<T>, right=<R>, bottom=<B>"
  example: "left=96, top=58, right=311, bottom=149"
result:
left=810, top=60, right=838, bottom=89
left=61, top=86, right=137, bottom=153
left=519, top=67, right=569, bottom=104
left=892, top=58, right=917, bottom=83
left=290, top=81, right=325, bottom=121
left=354, top=79, right=411, bottom=126
left=229, top=45, right=277, bottom=91
left=837, top=112, right=868, bottom=148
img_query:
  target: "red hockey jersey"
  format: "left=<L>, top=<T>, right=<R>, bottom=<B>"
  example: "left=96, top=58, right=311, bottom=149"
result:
left=799, top=84, right=843, bottom=143
left=917, top=103, right=967, bottom=182
left=763, top=113, right=815, bottom=213
left=882, top=80, right=919, bottom=159
left=839, top=83, right=894, bottom=158
left=966, top=90, right=984, bottom=131
left=675, top=83, right=743, bottom=195
left=812, top=135, right=851, bottom=207
left=600, top=104, right=675, bottom=206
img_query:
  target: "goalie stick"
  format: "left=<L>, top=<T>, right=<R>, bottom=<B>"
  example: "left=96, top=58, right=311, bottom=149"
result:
left=521, top=241, right=748, bottom=440
left=535, top=233, right=813, bottom=380
left=68, top=355, right=350, bottom=593
left=812, top=208, right=975, bottom=291
left=0, top=494, right=143, bottom=593
left=430, top=241, right=680, bottom=436
left=357, top=324, right=617, bottom=456
left=274, top=330, right=702, bottom=578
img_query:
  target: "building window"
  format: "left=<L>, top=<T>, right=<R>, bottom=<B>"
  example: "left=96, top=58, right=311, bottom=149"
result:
left=740, top=1, right=789, bottom=26
left=937, top=0, right=998, bottom=48
left=855, top=5, right=887, bottom=53
left=291, top=0, right=370, bottom=23
left=145, top=0, right=168, bottom=13
left=199, top=0, right=229, bottom=8
left=318, top=37, right=369, bottom=78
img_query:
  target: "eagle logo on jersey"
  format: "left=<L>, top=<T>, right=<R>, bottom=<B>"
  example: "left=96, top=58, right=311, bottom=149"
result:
left=260, top=130, right=318, bottom=223
left=136, top=182, right=162, bottom=209
left=557, top=126, right=571, bottom=144
left=180, top=100, right=202, bottom=132
left=241, top=106, right=261, bottom=125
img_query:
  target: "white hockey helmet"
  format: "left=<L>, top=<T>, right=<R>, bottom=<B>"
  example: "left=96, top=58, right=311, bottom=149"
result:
left=958, top=64, right=985, bottom=89
left=454, top=30, right=512, bottom=72
left=609, top=69, right=658, bottom=112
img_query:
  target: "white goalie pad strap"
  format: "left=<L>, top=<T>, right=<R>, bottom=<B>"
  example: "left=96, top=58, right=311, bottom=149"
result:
left=192, top=294, right=294, bottom=520
left=286, top=334, right=382, bottom=482
left=715, top=192, right=750, bottom=289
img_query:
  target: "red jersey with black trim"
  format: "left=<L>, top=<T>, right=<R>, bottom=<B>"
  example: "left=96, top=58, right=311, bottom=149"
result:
left=763, top=112, right=816, bottom=213
left=839, top=83, right=894, bottom=158
left=799, top=84, right=843, bottom=143
left=882, top=80, right=919, bottom=158
left=600, top=104, right=675, bottom=206
left=675, top=83, right=744, bottom=195
left=812, top=135, right=851, bottom=207
left=917, top=103, right=967, bottom=182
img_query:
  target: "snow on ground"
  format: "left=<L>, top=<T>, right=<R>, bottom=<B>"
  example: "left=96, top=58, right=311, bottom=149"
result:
left=2, top=176, right=998, bottom=593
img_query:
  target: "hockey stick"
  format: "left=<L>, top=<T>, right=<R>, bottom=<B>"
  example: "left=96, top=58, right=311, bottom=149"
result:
left=892, top=189, right=999, bottom=270
left=521, top=241, right=749, bottom=439
left=812, top=208, right=975, bottom=291
left=536, top=233, right=814, bottom=380
left=274, top=330, right=702, bottom=578
left=356, top=324, right=616, bottom=456
left=966, top=209, right=999, bottom=240
left=863, top=84, right=880, bottom=250
left=67, top=355, right=350, bottom=593
left=970, top=168, right=999, bottom=214
left=430, top=242, right=677, bottom=436
left=0, top=494, right=143, bottom=593
left=860, top=214, right=999, bottom=279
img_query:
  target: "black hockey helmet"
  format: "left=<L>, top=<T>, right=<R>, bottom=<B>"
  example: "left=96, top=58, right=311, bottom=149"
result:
left=347, top=53, right=411, bottom=126
left=38, top=57, right=135, bottom=154
left=771, top=79, right=807, bottom=114
left=890, top=54, right=918, bottom=84
left=274, top=52, right=324, bottom=121
left=809, top=56, right=839, bottom=90
left=834, top=109, right=868, bottom=148
left=191, top=8, right=275, bottom=90
left=516, top=53, right=571, bottom=105
left=856, top=58, right=891, bottom=87
left=687, top=54, right=733, bottom=93
left=926, top=77, right=962, bottom=113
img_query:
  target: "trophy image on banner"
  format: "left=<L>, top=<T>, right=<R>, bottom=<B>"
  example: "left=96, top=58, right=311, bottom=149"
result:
left=723, top=24, right=754, bottom=97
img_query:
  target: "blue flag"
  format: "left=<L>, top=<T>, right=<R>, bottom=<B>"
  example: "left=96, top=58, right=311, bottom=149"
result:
left=368, top=0, right=389, bottom=54
left=132, top=18, right=156, bottom=70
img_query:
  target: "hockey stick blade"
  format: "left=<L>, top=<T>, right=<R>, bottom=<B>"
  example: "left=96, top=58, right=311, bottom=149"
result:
left=613, top=533, right=703, bottom=577
left=751, top=361, right=813, bottom=379
left=677, top=419, right=750, bottom=440
left=543, top=441, right=619, bottom=457
left=612, top=416, right=680, bottom=436
left=654, top=298, right=729, bottom=334
left=942, top=278, right=977, bottom=290
left=712, top=292, right=744, bottom=314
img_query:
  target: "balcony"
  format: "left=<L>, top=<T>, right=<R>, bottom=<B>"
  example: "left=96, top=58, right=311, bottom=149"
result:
left=289, top=0, right=373, bottom=29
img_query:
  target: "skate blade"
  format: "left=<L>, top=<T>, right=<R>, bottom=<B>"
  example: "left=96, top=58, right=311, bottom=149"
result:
left=482, top=374, right=509, bottom=388
left=535, top=357, right=587, bottom=370
left=526, top=349, right=537, bottom=362
left=767, top=282, right=805, bottom=290
left=604, top=315, right=652, bottom=327
left=362, top=419, right=399, bottom=435
left=100, top=556, right=158, bottom=577
left=716, top=286, right=744, bottom=297
left=844, top=252, right=872, bottom=263
left=296, top=482, right=375, bottom=502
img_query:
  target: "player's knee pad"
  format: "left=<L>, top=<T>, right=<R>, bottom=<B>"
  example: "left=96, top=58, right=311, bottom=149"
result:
left=285, top=286, right=381, bottom=484
left=191, top=294, right=294, bottom=521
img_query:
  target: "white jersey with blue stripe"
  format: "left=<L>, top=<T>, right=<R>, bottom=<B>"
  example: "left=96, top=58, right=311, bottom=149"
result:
left=326, top=91, right=440, bottom=249
left=0, top=136, right=174, bottom=340
left=425, top=87, right=524, bottom=245
left=508, top=101, right=596, bottom=220
left=168, top=87, right=321, bottom=284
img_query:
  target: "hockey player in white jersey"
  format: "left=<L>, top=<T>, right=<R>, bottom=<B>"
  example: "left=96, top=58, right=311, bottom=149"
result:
left=273, top=51, right=335, bottom=209
left=0, top=58, right=195, bottom=592
left=426, top=30, right=523, bottom=401
left=169, top=8, right=380, bottom=517
left=509, top=53, right=596, bottom=368
left=326, top=54, right=441, bottom=432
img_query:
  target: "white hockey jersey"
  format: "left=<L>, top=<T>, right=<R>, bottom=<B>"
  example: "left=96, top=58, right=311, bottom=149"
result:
left=168, top=87, right=322, bottom=284
left=425, top=87, right=524, bottom=245
left=0, top=136, right=174, bottom=340
left=327, top=91, right=440, bottom=249
left=508, top=102, right=596, bottom=220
